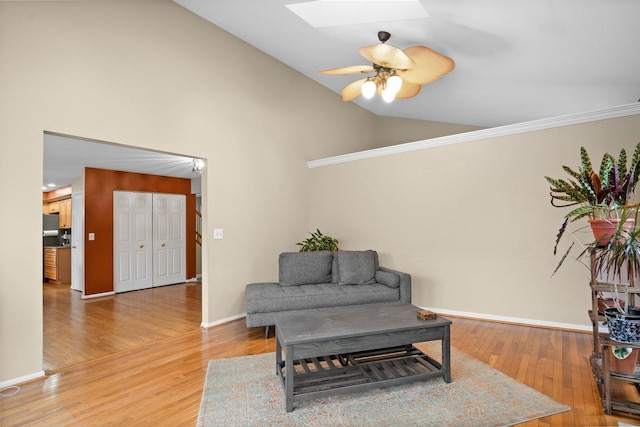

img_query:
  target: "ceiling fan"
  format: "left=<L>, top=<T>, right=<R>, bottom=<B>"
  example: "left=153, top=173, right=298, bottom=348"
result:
left=319, top=31, right=455, bottom=103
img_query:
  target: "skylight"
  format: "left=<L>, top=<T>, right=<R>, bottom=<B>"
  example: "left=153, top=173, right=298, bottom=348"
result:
left=285, top=0, right=429, bottom=28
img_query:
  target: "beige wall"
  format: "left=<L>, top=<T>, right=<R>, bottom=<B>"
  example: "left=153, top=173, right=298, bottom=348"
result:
left=374, top=116, right=483, bottom=148
left=309, top=114, right=640, bottom=327
left=3, top=0, right=633, bottom=386
left=0, top=1, right=381, bottom=384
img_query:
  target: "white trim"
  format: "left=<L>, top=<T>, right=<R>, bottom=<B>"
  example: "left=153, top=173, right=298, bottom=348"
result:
left=308, top=103, right=640, bottom=168
left=0, top=370, right=45, bottom=389
left=81, top=291, right=115, bottom=300
left=201, top=312, right=246, bottom=329
left=421, top=306, right=591, bottom=332
left=199, top=309, right=591, bottom=333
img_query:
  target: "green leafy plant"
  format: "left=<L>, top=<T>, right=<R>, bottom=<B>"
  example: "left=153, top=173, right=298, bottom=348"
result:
left=613, top=346, right=633, bottom=360
left=589, top=207, right=640, bottom=314
left=545, top=143, right=640, bottom=225
left=552, top=200, right=640, bottom=277
left=296, top=229, right=339, bottom=252
left=546, top=143, right=640, bottom=269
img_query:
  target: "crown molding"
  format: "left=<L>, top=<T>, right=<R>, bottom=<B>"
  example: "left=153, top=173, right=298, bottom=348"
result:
left=308, top=103, right=640, bottom=169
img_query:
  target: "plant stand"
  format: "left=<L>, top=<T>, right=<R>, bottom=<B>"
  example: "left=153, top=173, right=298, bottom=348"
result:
left=589, top=249, right=640, bottom=415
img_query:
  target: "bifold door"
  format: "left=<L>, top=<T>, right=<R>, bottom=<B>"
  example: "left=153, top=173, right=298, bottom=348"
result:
left=152, top=193, right=186, bottom=287
left=114, top=191, right=153, bottom=293
left=114, top=191, right=186, bottom=293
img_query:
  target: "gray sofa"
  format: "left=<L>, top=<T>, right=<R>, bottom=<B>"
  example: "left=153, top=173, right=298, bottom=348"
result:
left=245, top=249, right=411, bottom=337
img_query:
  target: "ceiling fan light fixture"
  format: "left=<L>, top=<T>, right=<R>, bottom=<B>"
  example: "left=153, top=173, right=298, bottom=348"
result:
left=387, top=74, right=402, bottom=94
left=361, top=79, right=376, bottom=99
left=381, top=86, right=396, bottom=103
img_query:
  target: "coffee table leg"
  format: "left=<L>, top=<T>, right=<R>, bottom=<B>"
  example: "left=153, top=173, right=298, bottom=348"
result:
left=275, top=331, right=282, bottom=375
left=285, top=344, right=294, bottom=412
left=443, top=324, right=451, bottom=383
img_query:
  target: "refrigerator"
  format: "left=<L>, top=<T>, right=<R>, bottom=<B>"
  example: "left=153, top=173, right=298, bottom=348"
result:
left=43, top=214, right=61, bottom=247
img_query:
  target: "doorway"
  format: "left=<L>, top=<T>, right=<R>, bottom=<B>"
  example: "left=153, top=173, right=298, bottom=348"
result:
left=43, top=132, right=204, bottom=371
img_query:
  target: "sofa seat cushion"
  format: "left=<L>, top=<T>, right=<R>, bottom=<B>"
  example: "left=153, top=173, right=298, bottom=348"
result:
left=245, top=282, right=400, bottom=314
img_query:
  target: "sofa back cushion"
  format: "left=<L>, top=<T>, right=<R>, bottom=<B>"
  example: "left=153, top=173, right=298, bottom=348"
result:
left=279, top=251, right=334, bottom=286
left=336, top=250, right=379, bottom=285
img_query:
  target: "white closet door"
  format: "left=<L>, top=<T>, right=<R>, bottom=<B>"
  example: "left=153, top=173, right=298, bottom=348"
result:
left=152, top=193, right=186, bottom=287
left=114, top=191, right=153, bottom=293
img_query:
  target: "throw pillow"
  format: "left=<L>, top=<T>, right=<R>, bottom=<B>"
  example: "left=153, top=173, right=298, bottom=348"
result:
left=279, top=251, right=333, bottom=286
left=375, top=270, right=400, bottom=288
left=337, top=250, right=378, bottom=285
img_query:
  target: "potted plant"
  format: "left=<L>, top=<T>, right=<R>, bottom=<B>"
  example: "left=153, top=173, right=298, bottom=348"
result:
left=296, top=229, right=339, bottom=252
left=591, top=210, right=640, bottom=344
left=545, top=143, right=640, bottom=251
left=546, top=144, right=640, bottom=346
left=610, top=345, right=639, bottom=375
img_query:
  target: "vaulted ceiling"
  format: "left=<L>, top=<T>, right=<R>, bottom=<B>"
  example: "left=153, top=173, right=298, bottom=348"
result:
left=44, top=1, right=640, bottom=191
left=174, top=0, right=640, bottom=128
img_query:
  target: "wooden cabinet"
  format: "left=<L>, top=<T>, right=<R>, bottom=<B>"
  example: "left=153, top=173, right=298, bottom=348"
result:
left=47, top=200, right=60, bottom=214
left=42, top=197, right=72, bottom=228
left=59, top=198, right=72, bottom=229
left=44, top=247, right=71, bottom=285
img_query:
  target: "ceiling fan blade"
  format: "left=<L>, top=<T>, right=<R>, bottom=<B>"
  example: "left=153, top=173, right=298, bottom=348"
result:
left=359, top=43, right=415, bottom=69
left=341, top=78, right=366, bottom=101
left=395, top=80, right=422, bottom=99
left=399, top=46, right=455, bottom=85
left=319, top=65, right=374, bottom=75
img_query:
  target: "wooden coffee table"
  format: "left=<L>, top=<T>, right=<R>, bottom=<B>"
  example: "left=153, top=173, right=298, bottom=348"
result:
left=274, top=304, right=451, bottom=412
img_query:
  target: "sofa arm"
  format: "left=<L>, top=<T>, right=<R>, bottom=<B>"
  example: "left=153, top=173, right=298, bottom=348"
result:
left=245, top=282, right=280, bottom=314
left=379, top=266, right=411, bottom=304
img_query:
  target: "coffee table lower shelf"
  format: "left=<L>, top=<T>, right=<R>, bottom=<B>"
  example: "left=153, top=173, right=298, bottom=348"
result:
left=276, top=345, right=445, bottom=409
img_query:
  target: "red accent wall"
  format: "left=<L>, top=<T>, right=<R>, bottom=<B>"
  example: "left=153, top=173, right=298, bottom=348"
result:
left=84, top=167, right=196, bottom=296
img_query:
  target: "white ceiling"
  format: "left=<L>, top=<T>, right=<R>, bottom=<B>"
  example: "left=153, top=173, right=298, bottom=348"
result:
left=174, top=0, right=640, bottom=128
left=43, top=134, right=201, bottom=193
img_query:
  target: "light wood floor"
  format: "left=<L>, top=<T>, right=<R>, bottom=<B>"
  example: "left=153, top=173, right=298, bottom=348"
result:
left=1, top=283, right=640, bottom=426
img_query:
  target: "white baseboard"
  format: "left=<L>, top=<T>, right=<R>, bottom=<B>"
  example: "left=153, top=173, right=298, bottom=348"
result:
left=201, top=309, right=591, bottom=333
left=81, top=291, right=115, bottom=300
left=421, top=306, right=591, bottom=332
left=201, top=312, right=246, bottom=329
left=0, top=370, right=45, bottom=390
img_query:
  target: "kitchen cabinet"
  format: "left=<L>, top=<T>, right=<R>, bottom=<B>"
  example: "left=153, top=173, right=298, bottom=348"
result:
left=47, top=200, right=60, bottom=214
left=44, top=247, right=71, bottom=285
left=59, top=198, right=72, bottom=229
left=42, top=198, right=72, bottom=227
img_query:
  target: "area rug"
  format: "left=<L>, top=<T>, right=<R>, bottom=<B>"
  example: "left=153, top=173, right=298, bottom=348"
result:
left=197, top=342, right=570, bottom=426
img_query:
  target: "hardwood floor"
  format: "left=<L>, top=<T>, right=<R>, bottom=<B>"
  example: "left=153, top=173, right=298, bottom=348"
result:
left=43, top=282, right=202, bottom=373
left=1, top=283, right=639, bottom=425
